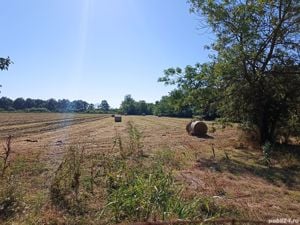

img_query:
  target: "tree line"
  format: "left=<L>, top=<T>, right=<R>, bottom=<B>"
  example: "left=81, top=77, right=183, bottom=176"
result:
left=0, top=97, right=115, bottom=113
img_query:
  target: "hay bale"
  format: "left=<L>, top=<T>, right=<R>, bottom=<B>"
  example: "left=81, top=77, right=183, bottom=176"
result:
left=186, top=121, right=208, bottom=136
left=114, top=115, right=122, bottom=122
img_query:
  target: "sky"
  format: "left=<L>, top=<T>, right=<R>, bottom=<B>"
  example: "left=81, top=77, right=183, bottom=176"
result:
left=0, top=0, right=215, bottom=108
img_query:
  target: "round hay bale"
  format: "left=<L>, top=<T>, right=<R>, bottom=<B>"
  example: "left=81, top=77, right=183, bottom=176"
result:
left=186, top=121, right=208, bottom=136
left=191, top=121, right=208, bottom=136
left=114, top=115, right=122, bottom=122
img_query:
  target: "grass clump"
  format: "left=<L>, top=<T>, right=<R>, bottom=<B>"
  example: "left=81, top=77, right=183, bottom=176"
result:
left=154, top=148, right=186, bottom=170
left=103, top=164, right=222, bottom=223
left=0, top=178, right=22, bottom=220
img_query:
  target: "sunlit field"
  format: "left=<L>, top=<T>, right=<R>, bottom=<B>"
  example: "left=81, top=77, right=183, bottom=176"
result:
left=0, top=113, right=299, bottom=224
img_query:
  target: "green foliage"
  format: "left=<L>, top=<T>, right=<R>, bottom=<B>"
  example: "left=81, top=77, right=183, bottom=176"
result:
left=277, top=110, right=300, bottom=144
left=0, top=57, right=12, bottom=71
left=154, top=90, right=193, bottom=118
left=0, top=97, right=95, bottom=112
left=158, top=64, right=218, bottom=119
left=104, top=164, right=219, bottom=222
left=120, top=95, right=154, bottom=115
left=159, top=0, right=300, bottom=143
left=99, top=100, right=110, bottom=111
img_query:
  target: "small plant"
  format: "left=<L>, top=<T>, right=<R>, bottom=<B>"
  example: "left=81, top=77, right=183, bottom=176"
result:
left=1, top=135, right=13, bottom=177
left=127, top=121, right=144, bottom=157
left=50, top=146, right=86, bottom=215
left=112, top=122, right=144, bottom=159
left=209, top=125, right=216, bottom=133
left=262, top=141, right=273, bottom=167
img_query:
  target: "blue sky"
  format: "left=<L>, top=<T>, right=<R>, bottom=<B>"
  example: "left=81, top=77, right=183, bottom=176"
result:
left=0, top=0, right=214, bottom=108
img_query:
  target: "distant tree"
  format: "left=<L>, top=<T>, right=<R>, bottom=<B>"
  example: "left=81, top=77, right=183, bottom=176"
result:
left=153, top=90, right=193, bottom=118
left=136, top=100, right=148, bottom=115
left=87, top=103, right=95, bottom=111
left=13, top=98, right=26, bottom=110
left=99, top=100, right=110, bottom=111
left=0, top=97, right=13, bottom=110
left=120, top=95, right=137, bottom=115
left=34, top=99, right=46, bottom=108
left=46, top=99, right=58, bottom=112
left=57, top=99, right=71, bottom=112
left=72, top=100, right=89, bottom=112
left=25, top=98, right=36, bottom=109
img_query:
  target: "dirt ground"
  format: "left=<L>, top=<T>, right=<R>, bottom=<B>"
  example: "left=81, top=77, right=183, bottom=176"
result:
left=0, top=113, right=299, bottom=223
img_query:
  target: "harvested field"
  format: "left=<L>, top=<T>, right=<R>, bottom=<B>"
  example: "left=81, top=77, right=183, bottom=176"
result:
left=0, top=113, right=299, bottom=224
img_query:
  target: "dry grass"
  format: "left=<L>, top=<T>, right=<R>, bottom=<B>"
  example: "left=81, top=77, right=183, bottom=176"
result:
left=0, top=113, right=299, bottom=224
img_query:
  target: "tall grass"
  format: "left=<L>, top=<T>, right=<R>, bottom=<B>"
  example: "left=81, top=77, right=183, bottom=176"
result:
left=50, top=146, right=86, bottom=215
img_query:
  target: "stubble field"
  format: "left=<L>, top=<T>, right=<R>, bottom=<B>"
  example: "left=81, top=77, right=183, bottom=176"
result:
left=0, top=113, right=299, bottom=224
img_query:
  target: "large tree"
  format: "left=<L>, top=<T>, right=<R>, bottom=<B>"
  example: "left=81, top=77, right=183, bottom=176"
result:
left=161, top=0, right=300, bottom=143
left=99, top=100, right=110, bottom=112
left=120, top=95, right=137, bottom=115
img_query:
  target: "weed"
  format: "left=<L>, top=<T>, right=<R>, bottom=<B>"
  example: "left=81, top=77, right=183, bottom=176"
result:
left=262, top=141, right=273, bottom=167
left=1, top=135, right=13, bottom=177
left=127, top=121, right=144, bottom=157
left=112, top=121, right=144, bottom=159
left=50, top=146, right=86, bottom=215
left=0, top=177, right=22, bottom=220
